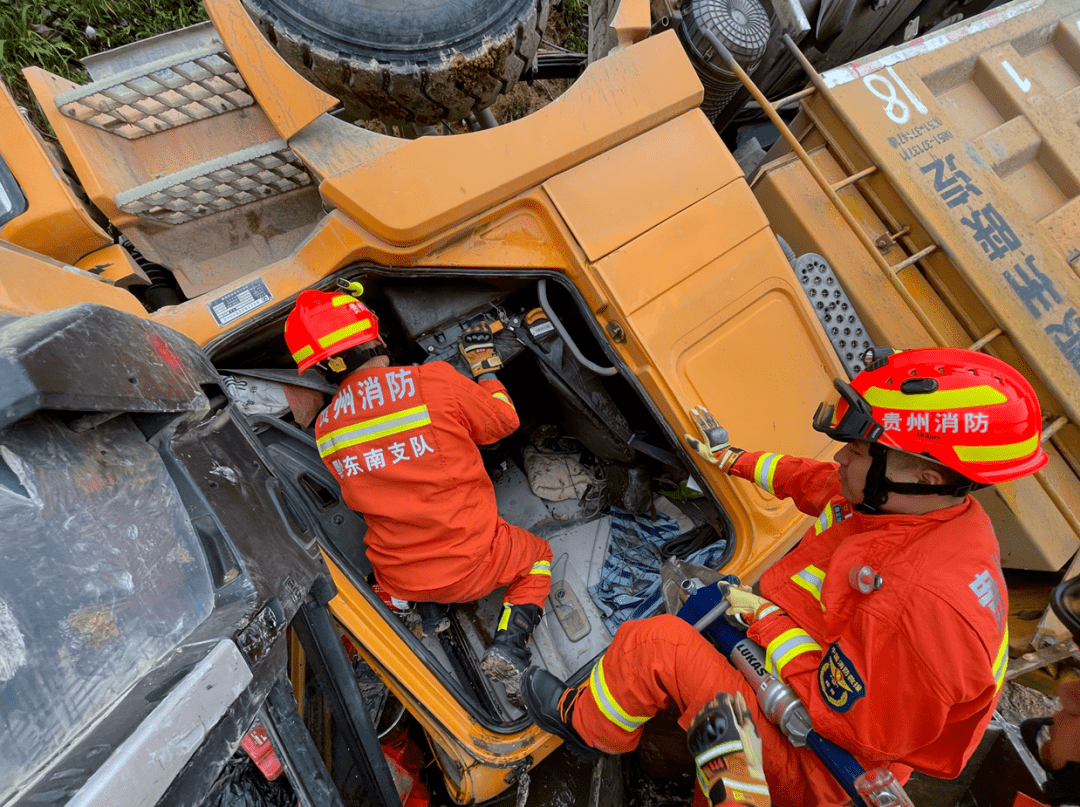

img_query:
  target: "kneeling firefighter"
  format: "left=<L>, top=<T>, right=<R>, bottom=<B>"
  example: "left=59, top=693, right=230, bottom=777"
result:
left=523, top=347, right=1047, bottom=807
left=285, top=286, right=553, bottom=695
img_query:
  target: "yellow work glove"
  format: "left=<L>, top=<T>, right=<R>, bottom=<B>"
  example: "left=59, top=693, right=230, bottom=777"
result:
left=688, top=691, right=771, bottom=807
left=721, top=584, right=783, bottom=629
left=459, top=322, right=503, bottom=378
left=684, top=406, right=744, bottom=472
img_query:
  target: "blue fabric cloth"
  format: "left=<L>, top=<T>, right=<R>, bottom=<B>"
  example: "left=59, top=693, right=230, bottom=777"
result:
left=588, top=509, right=728, bottom=635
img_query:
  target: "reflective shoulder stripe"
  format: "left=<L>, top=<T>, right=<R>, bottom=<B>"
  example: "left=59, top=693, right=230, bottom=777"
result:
left=791, top=565, right=826, bottom=602
left=752, top=453, right=785, bottom=495
left=814, top=505, right=835, bottom=535
left=992, top=628, right=1009, bottom=693
left=765, top=628, right=822, bottom=680
left=492, top=391, right=515, bottom=409
left=588, top=656, right=650, bottom=733
left=530, top=560, right=551, bottom=576
left=318, top=405, right=431, bottom=458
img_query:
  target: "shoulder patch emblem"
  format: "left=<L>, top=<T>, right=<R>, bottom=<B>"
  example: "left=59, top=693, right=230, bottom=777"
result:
left=819, top=643, right=867, bottom=713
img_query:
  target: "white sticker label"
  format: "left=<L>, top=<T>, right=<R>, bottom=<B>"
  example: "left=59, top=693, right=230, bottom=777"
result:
left=208, top=278, right=273, bottom=327
left=529, top=320, right=555, bottom=338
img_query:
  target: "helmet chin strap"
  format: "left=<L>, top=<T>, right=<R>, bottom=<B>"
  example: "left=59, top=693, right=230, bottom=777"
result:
left=856, top=443, right=978, bottom=513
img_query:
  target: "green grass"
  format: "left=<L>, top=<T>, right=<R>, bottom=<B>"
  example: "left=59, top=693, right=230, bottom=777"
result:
left=564, top=0, right=588, bottom=54
left=0, top=0, right=207, bottom=109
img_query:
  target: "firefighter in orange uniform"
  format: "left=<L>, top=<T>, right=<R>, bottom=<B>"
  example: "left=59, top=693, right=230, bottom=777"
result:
left=285, top=287, right=553, bottom=695
left=525, top=347, right=1047, bottom=807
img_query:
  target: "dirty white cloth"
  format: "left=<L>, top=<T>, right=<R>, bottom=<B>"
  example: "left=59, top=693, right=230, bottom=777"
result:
left=221, top=373, right=291, bottom=417
left=522, top=444, right=593, bottom=502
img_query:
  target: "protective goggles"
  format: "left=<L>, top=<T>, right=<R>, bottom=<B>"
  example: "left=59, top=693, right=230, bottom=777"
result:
left=812, top=378, right=885, bottom=442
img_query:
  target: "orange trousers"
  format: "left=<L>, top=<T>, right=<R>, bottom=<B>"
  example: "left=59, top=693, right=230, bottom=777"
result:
left=572, top=615, right=851, bottom=807
left=379, top=519, right=553, bottom=609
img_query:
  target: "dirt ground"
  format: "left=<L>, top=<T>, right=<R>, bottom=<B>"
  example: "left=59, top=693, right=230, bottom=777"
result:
left=999, top=681, right=1058, bottom=724
left=488, top=1, right=577, bottom=123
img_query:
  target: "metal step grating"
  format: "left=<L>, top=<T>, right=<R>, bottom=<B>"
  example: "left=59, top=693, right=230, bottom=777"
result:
left=114, top=139, right=312, bottom=225
left=54, top=47, right=252, bottom=139
left=794, top=252, right=875, bottom=378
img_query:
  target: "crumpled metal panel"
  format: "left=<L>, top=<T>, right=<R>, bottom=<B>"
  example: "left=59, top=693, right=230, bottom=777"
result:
left=0, top=414, right=214, bottom=803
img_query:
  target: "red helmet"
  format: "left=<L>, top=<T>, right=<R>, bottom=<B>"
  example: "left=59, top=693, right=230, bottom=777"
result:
left=813, top=347, right=1047, bottom=485
left=285, top=289, right=380, bottom=374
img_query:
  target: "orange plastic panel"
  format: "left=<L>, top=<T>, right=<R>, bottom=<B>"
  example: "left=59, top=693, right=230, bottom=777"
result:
left=318, top=31, right=704, bottom=246
left=592, top=188, right=846, bottom=577
left=0, top=242, right=145, bottom=318
left=543, top=110, right=741, bottom=262
left=204, top=0, right=338, bottom=140
left=0, top=81, right=110, bottom=264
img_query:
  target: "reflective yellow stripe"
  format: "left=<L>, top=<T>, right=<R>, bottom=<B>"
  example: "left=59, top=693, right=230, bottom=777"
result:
left=331, top=294, right=357, bottom=307
left=498, top=603, right=512, bottom=632
left=694, top=740, right=742, bottom=768
left=696, top=769, right=711, bottom=799
left=317, top=405, right=431, bottom=458
left=791, top=565, right=825, bottom=603
left=756, top=603, right=781, bottom=621
left=589, top=657, right=650, bottom=733
left=814, top=505, right=835, bottom=535
left=753, top=453, right=784, bottom=495
left=765, top=628, right=822, bottom=681
left=863, top=385, right=1007, bottom=411
left=993, top=628, right=1009, bottom=693
left=492, top=391, right=515, bottom=409
left=728, top=781, right=772, bottom=799
left=955, top=433, right=1040, bottom=463
left=530, top=560, right=551, bottom=576
left=317, top=318, right=373, bottom=350
left=291, top=344, right=315, bottom=363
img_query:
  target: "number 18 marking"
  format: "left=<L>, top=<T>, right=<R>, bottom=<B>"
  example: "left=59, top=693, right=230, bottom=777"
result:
left=863, top=66, right=928, bottom=124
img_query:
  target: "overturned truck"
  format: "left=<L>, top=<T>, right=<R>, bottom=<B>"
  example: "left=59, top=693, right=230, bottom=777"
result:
left=1, top=0, right=1079, bottom=804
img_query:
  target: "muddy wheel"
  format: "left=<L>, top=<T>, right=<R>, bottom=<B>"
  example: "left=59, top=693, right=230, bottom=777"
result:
left=240, top=0, right=550, bottom=126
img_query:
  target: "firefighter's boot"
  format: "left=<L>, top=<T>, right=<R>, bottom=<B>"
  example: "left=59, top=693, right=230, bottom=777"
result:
left=416, top=601, right=450, bottom=637
left=522, top=668, right=601, bottom=760
left=480, top=603, right=542, bottom=697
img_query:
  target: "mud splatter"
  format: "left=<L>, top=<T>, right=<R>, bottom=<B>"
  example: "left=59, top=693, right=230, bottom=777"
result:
left=67, top=606, right=121, bottom=651
left=168, top=545, right=194, bottom=564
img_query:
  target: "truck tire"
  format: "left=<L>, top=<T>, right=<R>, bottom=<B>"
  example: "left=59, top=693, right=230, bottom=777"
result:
left=240, top=0, right=550, bottom=126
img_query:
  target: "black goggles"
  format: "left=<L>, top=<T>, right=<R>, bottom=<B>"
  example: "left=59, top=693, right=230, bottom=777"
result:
left=812, top=378, right=885, bottom=442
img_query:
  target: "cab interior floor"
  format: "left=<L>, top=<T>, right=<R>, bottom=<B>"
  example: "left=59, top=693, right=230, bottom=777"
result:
left=414, top=458, right=705, bottom=721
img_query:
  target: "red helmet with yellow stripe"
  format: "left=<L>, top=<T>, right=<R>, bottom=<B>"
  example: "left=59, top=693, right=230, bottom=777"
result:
left=285, top=289, right=380, bottom=374
left=813, top=347, right=1047, bottom=486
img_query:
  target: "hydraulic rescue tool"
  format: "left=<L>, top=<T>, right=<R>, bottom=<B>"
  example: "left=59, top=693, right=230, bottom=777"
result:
left=677, top=581, right=914, bottom=807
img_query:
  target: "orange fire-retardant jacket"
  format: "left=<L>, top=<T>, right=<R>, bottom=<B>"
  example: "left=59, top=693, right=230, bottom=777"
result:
left=314, top=361, right=519, bottom=595
left=731, top=451, right=1009, bottom=778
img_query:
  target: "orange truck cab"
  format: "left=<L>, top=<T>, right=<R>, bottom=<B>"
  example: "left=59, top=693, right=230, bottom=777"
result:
left=1, top=0, right=1076, bottom=804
